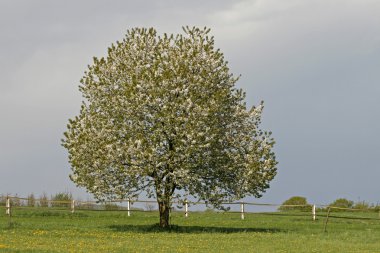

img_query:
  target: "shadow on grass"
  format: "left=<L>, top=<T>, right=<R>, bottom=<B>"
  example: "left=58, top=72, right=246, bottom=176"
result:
left=109, top=224, right=285, bottom=233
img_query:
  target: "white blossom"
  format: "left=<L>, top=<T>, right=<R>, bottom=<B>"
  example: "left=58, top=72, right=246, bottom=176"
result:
left=62, top=27, right=277, bottom=226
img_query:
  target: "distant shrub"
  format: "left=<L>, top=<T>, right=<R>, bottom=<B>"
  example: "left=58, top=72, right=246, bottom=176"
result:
left=204, top=207, right=216, bottom=213
left=353, top=201, right=370, bottom=210
left=39, top=192, right=49, bottom=207
left=145, top=203, right=156, bottom=211
left=51, top=192, right=72, bottom=208
left=11, top=194, right=21, bottom=207
left=104, top=203, right=120, bottom=210
left=27, top=193, right=36, bottom=207
left=329, top=198, right=354, bottom=208
left=279, top=196, right=310, bottom=211
left=327, top=198, right=354, bottom=212
left=0, top=194, right=6, bottom=206
left=78, top=202, right=98, bottom=210
left=372, top=204, right=380, bottom=212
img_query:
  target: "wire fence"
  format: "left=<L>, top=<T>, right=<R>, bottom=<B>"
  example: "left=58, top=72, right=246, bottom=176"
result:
left=1, top=195, right=313, bottom=217
left=2, top=195, right=380, bottom=232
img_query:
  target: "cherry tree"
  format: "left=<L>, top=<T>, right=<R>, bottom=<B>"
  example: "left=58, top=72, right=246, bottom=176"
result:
left=62, top=27, right=277, bottom=227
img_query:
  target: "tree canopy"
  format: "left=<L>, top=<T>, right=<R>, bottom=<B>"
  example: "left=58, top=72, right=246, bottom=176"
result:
left=62, top=27, right=277, bottom=227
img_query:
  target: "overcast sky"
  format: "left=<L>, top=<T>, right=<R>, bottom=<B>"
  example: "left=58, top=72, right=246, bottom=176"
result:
left=1, top=0, right=379, bottom=205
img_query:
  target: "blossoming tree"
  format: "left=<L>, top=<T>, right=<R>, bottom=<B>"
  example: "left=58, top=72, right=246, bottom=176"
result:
left=62, top=27, right=277, bottom=227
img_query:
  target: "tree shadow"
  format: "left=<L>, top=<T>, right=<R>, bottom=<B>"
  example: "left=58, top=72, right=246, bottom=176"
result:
left=108, top=224, right=286, bottom=234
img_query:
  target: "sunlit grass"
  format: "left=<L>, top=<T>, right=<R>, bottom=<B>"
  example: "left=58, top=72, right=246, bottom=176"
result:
left=1, top=207, right=380, bottom=252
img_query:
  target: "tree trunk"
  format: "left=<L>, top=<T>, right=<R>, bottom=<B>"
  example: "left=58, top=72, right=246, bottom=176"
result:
left=154, top=162, right=175, bottom=228
left=158, top=200, right=170, bottom=228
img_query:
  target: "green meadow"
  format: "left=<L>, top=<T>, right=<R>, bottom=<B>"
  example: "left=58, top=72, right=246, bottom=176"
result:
left=1, top=207, right=380, bottom=252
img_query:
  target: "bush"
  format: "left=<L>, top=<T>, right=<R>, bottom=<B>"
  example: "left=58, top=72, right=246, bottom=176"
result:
left=27, top=193, right=36, bottom=207
left=51, top=192, right=72, bottom=208
left=204, top=207, right=216, bottom=213
left=353, top=201, right=370, bottom=210
left=145, top=203, right=156, bottom=211
left=39, top=192, right=49, bottom=207
left=104, top=203, right=120, bottom=210
left=278, top=196, right=310, bottom=211
left=11, top=194, right=21, bottom=207
left=329, top=198, right=354, bottom=209
left=0, top=194, right=6, bottom=206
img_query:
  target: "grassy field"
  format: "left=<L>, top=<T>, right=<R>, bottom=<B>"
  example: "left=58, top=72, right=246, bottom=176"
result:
left=1, top=207, right=380, bottom=252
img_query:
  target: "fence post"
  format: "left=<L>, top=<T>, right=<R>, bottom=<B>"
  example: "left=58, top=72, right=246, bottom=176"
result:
left=6, top=196, right=11, bottom=216
left=323, top=207, right=331, bottom=232
left=185, top=201, right=188, bottom=218
left=312, top=204, right=316, bottom=221
left=6, top=196, right=12, bottom=227
left=71, top=200, right=75, bottom=213
left=241, top=202, right=245, bottom=220
left=127, top=199, right=131, bottom=217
